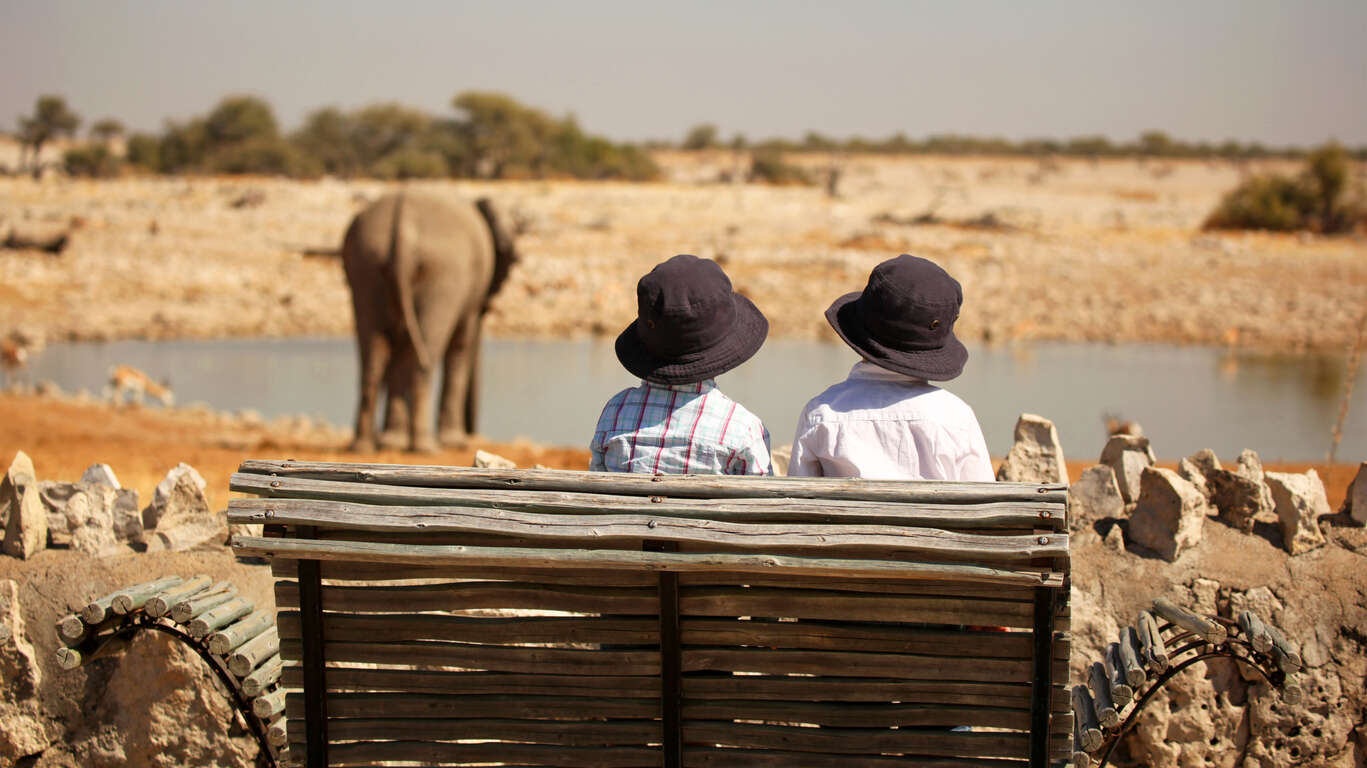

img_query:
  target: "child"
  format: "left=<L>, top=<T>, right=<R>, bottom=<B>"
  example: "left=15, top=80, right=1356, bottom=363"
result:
left=591, top=254, right=772, bottom=475
left=789, top=254, right=992, bottom=481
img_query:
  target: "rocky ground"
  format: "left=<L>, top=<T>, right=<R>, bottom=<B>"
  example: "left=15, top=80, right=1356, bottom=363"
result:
left=2, top=153, right=1364, bottom=352
left=1, top=393, right=1364, bottom=767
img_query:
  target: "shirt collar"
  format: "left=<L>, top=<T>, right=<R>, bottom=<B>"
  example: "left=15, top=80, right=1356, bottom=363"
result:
left=848, top=360, right=928, bottom=385
left=642, top=378, right=718, bottom=394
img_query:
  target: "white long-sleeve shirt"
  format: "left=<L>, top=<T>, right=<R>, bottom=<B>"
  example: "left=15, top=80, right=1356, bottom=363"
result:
left=788, top=361, right=994, bottom=481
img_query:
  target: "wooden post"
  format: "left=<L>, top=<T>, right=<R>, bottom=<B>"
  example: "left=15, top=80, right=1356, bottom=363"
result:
left=1029, top=586, right=1058, bottom=767
left=297, top=525, right=328, bottom=768
left=645, top=540, right=681, bottom=768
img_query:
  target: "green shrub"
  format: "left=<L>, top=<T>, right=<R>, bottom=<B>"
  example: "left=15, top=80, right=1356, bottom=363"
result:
left=207, top=137, right=319, bottom=177
left=125, top=133, right=161, bottom=171
left=63, top=144, right=121, bottom=177
left=1205, top=142, right=1363, bottom=234
left=748, top=149, right=812, bottom=185
left=368, top=148, right=449, bottom=179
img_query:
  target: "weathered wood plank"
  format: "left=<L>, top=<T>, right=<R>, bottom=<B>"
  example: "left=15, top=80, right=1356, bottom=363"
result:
left=230, top=493, right=1064, bottom=530
left=277, top=611, right=659, bottom=646
left=680, top=587, right=1034, bottom=628
left=274, top=580, right=658, bottom=614
left=228, top=497, right=1067, bottom=561
left=279, top=639, right=661, bottom=676
left=682, top=619, right=1045, bottom=657
left=684, top=700, right=1033, bottom=729
left=685, top=749, right=1025, bottom=768
left=269, top=558, right=658, bottom=586
left=684, top=721, right=1027, bottom=759
left=288, top=692, right=659, bottom=720
left=282, top=667, right=660, bottom=698
left=295, top=740, right=664, bottom=767
left=234, top=460, right=1068, bottom=504
left=679, top=574, right=1036, bottom=600
left=302, top=717, right=658, bottom=746
left=684, top=676, right=1068, bottom=709
left=680, top=647, right=1068, bottom=683
left=238, top=537, right=1065, bottom=588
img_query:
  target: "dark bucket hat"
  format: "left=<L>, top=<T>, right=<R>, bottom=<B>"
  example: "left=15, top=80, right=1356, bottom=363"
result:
left=616, top=254, right=769, bottom=385
left=825, top=254, right=968, bottom=381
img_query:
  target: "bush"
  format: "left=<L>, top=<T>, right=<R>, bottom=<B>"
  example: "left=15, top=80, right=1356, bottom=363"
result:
left=206, top=137, right=319, bottom=177
left=1205, top=142, right=1363, bottom=234
left=368, top=148, right=449, bottom=179
left=748, top=149, right=812, bottom=185
left=64, top=144, right=121, bottom=177
left=125, top=133, right=161, bottom=171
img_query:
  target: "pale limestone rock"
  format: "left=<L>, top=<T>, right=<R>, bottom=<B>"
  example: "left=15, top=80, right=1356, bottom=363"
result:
left=142, top=463, right=207, bottom=531
left=769, top=444, right=792, bottom=477
left=473, top=449, right=516, bottom=470
left=1103, top=523, right=1126, bottom=552
left=1345, top=462, right=1366, bottom=525
left=2, top=452, right=46, bottom=559
left=145, top=472, right=221, bottom=552
left=1177, top=457, right=1210, bottom=501
left=37, top=480, right=77, bottom=545
left=1127, top=467, right=1206, bottom=561
left=1099, top=434, right=1155, bottom=504
left=64, top=485, right=122, bottom=555
left=79, top=462, right=121, bottom=488
left=0, top=579, right=48, bottom=763
left=1265, top=470, right=1329, bottom=555
left=1067, top=465, right=1124, bottom=531
left=995, top=413, right=1068, bottom=483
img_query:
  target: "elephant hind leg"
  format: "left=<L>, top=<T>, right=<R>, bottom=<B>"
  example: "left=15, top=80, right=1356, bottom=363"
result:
left=352, top=329, right=391, bottom=452
left=379, top=345, right=412, bottom=450
left=439, top=314, right=482, bottom=447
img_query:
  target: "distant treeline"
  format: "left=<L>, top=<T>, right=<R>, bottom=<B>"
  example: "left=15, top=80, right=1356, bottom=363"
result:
left=670, top=123, right=1367, bottom=161
left=18, top=92, right=660, bottom=181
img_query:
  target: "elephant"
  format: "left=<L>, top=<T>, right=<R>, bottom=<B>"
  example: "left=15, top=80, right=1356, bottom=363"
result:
left=341, top=191, right=518, bottom=452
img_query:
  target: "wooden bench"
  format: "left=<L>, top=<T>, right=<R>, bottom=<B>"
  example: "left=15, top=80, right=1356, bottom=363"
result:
left=227, top=459, right=1074, bottom=767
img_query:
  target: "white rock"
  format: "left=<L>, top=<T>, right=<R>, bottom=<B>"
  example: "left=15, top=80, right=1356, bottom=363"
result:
left=1127, top=467, right=1206, bottom=562
left=1345, top=462, right=1366, bottom=525
left=0, top=578, right=49, bottom=763
left=144, top=472, right=220, bottom=551
left=1, top=451, right=46, bottom=559
left=1103, top=524, right=1126, bottom=552
left=64, top=486, right=122, bottom=555
left=473, top=450, right=516, bottom=470
left=143, top=463, right=207, bottom=531
left=1067, top=465, right=1125, bottom=531
left=1100, top=435, right=1155, bottom=504
left=79, top=462, right=121, bottom=489
left=1265, top=470, right=1329, bottom=555
left=1209, top=449, right=1271, bottom=533
left=995, top=413, right=1068, bottom=483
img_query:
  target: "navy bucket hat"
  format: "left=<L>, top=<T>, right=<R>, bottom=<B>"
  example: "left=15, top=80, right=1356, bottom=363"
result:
left=825, top=254, right=968, bottom=381
left=615, top=255, right=769, bottom=385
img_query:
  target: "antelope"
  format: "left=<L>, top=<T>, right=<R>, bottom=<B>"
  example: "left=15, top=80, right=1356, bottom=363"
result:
left=107, top=364, right=174, bottom=407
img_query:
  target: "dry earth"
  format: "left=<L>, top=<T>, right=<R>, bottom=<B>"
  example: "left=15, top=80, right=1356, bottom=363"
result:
left=2, top=153, right=1364, bottom=351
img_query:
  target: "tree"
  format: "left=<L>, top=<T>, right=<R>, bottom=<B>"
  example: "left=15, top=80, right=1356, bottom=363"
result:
left=203, top=95, right=279, bottom=146
left=451, top=91, right=556, bottom=178
left=90, top=118, right=125, bottom=143
left=17, top=95, right=81, bottom=175
left=682, top=123, right=718, bottom=150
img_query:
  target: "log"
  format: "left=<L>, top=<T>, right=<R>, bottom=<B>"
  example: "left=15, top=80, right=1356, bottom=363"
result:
left=188, top=597, right=253, bottom=638
left=228, top=627, right=280, bottom=677
left=1105, top=643, right=1133, bottom=708
left=1117, top=626, right=1147, bottom=687
left=236, top=536, right=1064, bottom=588
left=146, top=575, right=213, bottom=618
left=1281, top=674, right=1303, bottom=705
left=241, top=654, right=283, bottom=696
left=57, top=614, right=88, bottom=644
left=1087, top=661, right=1119, bottom=728
left=1264, top=624, right=1302, bottom=675
left=266, top=715, right=288, bottom=747
left=1071, top=684, right=1104, bottom=751
left=81, top=576, right=183, bottom=624
left=1152, top=597, right=1226, bottom=644
left=207, top=609, right=273, bottom=655
left=233, top=460, right=1068, bottom=504
left=1238, top=610, right=1273, bottom=653
left=1137, top=610, right=1169, bottom=672
left=112, top=575, right=184, bottom=615
left=253, top=688, right=286, bottom=719
left=229, top=492, right=1067, bottom=531
left=1073, top=713, right=1094, bottom=765
left=55, top=634, right=131, bottom=670
left=170, top=581, right=238, bottom=623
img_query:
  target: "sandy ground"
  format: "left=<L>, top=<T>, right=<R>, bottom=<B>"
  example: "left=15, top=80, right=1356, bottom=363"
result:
left=2, top=153, right=1364, bottom=352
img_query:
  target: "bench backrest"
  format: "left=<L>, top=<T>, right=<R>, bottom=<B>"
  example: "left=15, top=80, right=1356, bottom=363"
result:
left=230, top=460, right=1072, bottom=768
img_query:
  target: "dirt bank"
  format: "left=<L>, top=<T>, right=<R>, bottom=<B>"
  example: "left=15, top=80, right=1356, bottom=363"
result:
left=2, top=154, right=1364, bottom=353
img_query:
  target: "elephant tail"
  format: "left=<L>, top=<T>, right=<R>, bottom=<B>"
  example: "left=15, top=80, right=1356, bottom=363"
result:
left=390, top=192, right=432, bottom=371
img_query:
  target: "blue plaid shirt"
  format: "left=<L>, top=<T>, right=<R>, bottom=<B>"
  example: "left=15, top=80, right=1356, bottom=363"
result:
left=590, top=379, right=771, bottom=475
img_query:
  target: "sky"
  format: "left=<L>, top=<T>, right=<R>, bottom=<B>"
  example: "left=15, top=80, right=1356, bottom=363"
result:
left=2, top=0, right=1364, bottom=146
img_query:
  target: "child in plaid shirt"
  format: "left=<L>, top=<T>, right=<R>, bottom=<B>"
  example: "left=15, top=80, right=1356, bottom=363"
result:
left=590, top=255, right=771, bottom=475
